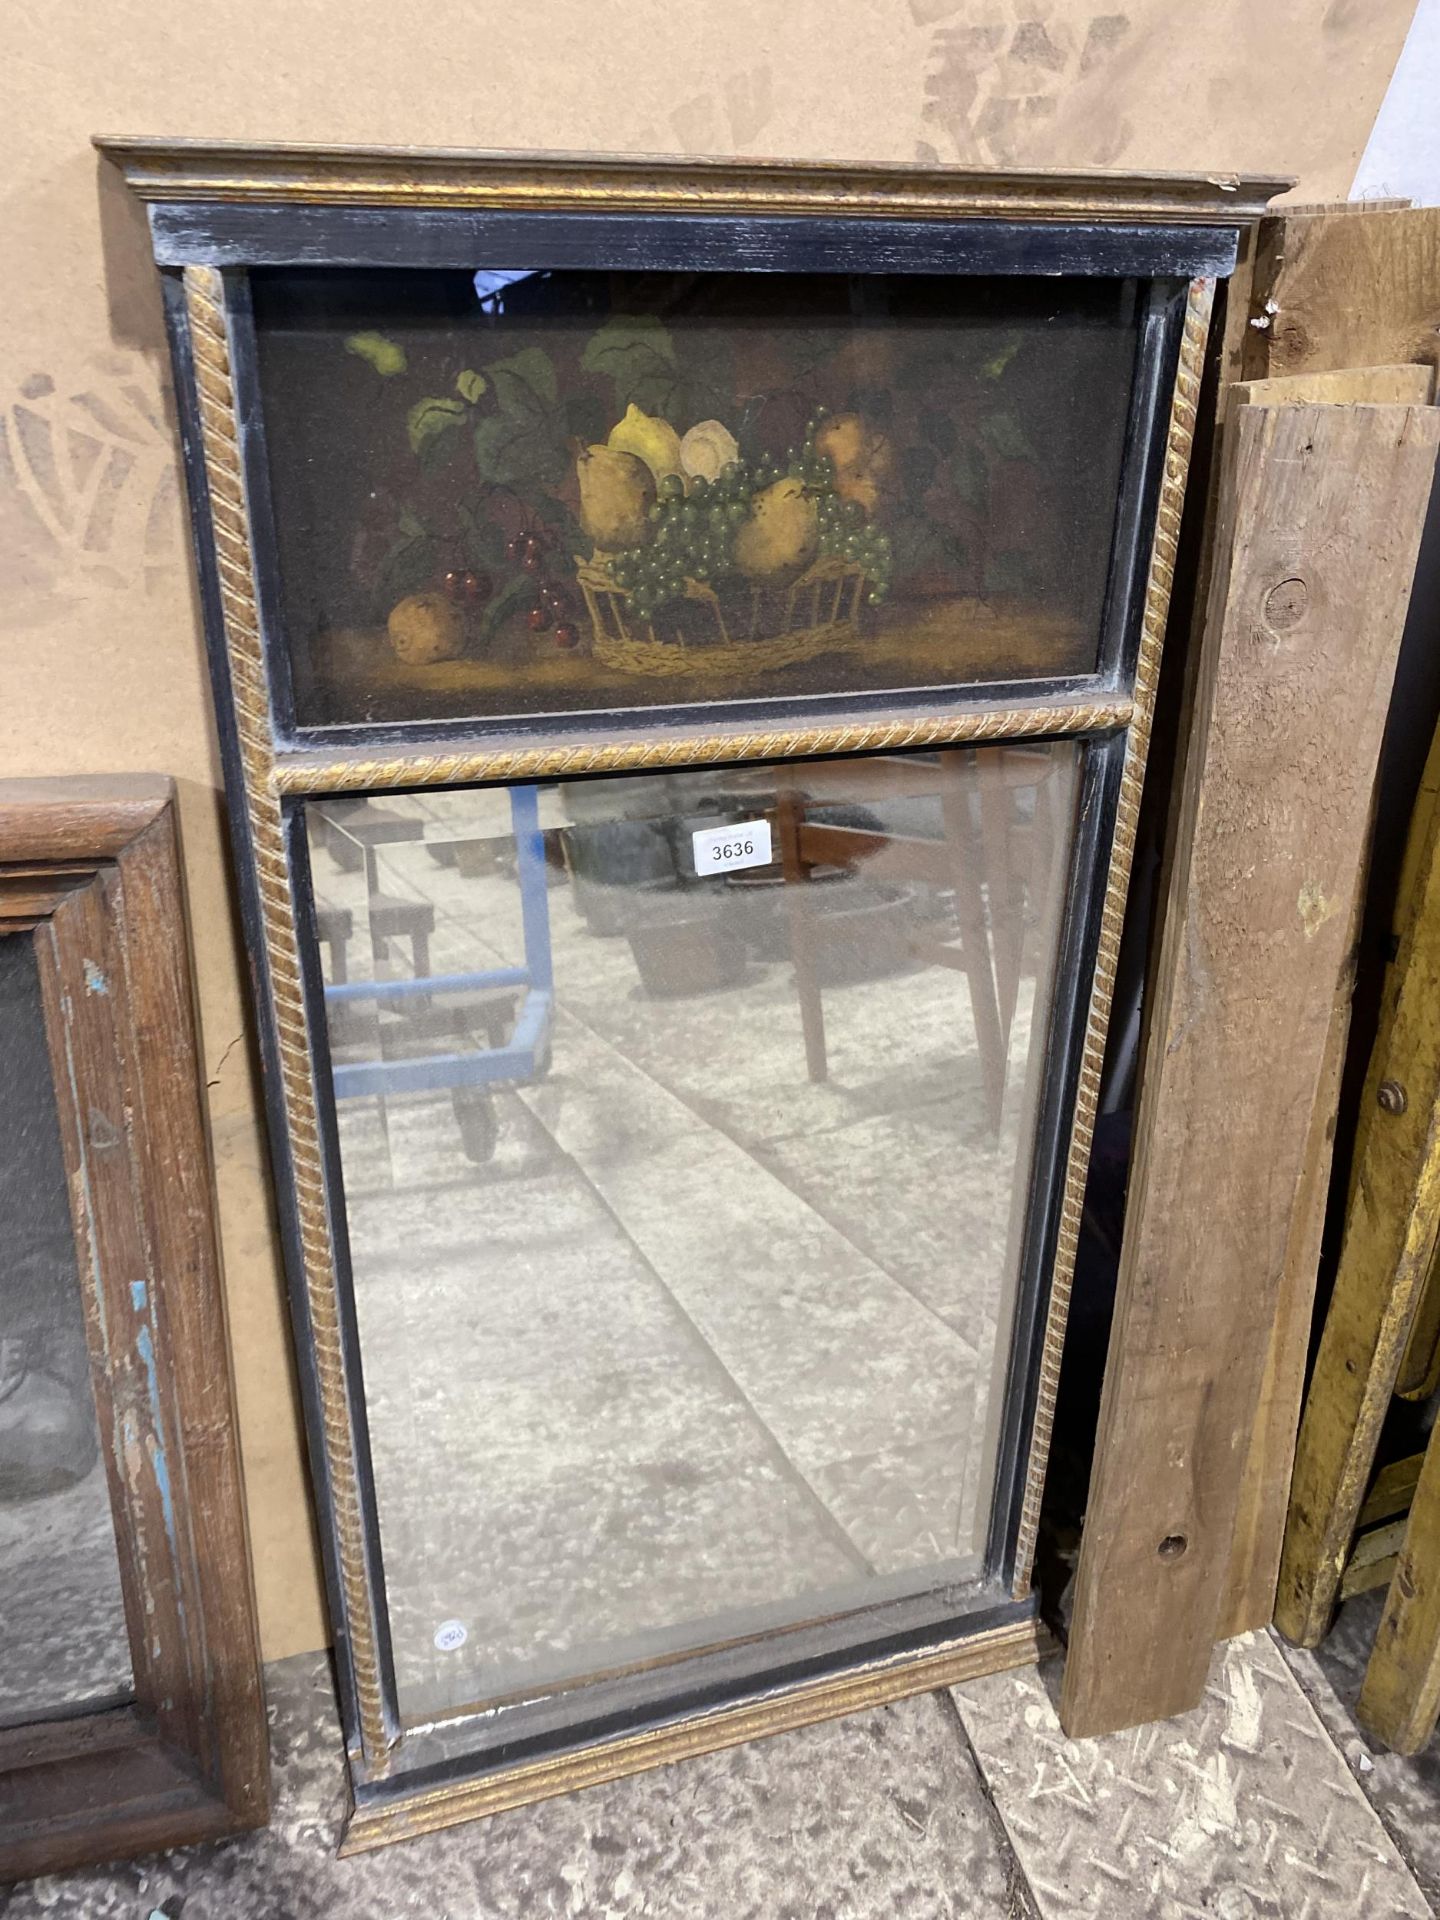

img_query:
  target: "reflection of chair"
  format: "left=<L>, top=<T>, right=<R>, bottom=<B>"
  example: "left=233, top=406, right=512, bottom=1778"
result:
left=774, top=748, right=1059, bottom=1131
left=320, top=786, right=554, bottom=1164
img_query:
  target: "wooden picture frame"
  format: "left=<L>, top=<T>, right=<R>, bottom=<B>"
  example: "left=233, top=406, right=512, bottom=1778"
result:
left=0, top=776, right=267, bottom=1882
left=102, top=141, right=1284, bottom=1848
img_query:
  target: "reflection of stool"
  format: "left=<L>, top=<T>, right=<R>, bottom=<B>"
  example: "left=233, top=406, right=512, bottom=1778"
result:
left=315, top=904, right=354, bottom=984
left=368, top=895, right=433, bottom=978
left=322, top=803, right=425, bottom=877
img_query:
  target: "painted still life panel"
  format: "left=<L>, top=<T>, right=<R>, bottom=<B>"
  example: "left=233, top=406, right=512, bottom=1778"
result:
left=251, top=270, right=1143, bottom=728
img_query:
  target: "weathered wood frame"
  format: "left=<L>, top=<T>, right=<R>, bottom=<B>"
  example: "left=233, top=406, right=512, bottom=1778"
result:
left=0, top=776, right=268, bottom=1882
left=103, top=139, right=1283, bottom=1847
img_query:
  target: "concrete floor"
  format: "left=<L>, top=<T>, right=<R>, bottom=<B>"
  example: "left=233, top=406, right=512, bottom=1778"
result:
left=8, top=1602, right=1440, bottom=1919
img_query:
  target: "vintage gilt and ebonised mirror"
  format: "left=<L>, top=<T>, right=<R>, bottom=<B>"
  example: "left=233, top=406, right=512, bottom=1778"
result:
left=106, top=140, right=1279, bottom=1847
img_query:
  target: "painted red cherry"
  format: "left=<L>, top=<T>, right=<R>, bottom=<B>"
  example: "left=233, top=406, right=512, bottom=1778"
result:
left=521, top=548, right=543, bottom=575
left=553, top=623, right=579, bottom=650
left=463, top=570, right=492, bottom=604
left=443, top=569, right=466, bottom=600
left=527, top=604, right=552, bottom=632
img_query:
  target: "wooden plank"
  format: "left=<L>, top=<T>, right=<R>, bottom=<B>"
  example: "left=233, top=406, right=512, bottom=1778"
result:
left=1245, top=207, right=1440, bottom=381
left=1219, top=829, right=1366, bottom=1637
left=1276, top=678, right=1440, bottom=1647
left=1359, top=1420, right=1440, bottom=1751
left=1340, top=1523, right=1405, bottom=1601
left=1232, top=366, right=1436, bottom=407
left=0, top=780, right=269, bottom=1878
left=1395, top=720, right=1440, bottom=1400
left=1359, top=1452, right=1425, bottom=1530
left=1061, top=401, right=1440, bottom=1737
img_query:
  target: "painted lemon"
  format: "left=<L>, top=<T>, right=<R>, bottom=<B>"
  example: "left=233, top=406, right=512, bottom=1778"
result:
left=607, top=403, right=684, bottom=486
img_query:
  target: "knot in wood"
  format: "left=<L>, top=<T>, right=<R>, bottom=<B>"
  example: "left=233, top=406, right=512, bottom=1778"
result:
left=1263, top=577, right=1309, bottom=631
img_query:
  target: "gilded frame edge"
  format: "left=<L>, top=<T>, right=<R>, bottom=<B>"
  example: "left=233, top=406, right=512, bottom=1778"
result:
left=174, top=227, right=1213, bottom=1808
left=101, top=136, right=1289, bottom=225
left=341, top=1613, right=1049, bottom=1853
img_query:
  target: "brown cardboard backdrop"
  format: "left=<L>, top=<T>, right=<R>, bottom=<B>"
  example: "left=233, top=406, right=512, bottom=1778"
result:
left=0, top=0, right=1414, bottom=1660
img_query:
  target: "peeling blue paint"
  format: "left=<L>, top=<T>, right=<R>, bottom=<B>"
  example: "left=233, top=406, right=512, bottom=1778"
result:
left=83, top=958, right=109, bottom=995
left=135, top=1324, right=178, bottom=1554
left=131, top=1280, right=147, bottom=1312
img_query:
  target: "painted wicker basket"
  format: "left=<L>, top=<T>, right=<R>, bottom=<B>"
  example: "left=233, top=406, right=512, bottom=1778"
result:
left=576, top=553, right=870, bottom=678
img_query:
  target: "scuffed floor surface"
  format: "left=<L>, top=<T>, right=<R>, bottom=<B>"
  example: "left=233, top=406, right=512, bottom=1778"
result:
left=10, top=1607, right=1440, bottom=1918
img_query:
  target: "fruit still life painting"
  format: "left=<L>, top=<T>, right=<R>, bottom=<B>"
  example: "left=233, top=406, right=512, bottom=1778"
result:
left=252, top=270, right=1138, bottom=725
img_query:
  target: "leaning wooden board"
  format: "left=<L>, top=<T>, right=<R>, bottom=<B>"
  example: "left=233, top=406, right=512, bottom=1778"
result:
left=1061, top=400, right=1440, bottom=1737
left=1217, top=200, right=1440, bottom=1636
left=1275, top=712, right=1440, bottom=1648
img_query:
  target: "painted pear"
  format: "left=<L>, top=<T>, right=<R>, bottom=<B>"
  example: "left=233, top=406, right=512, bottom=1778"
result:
left=577, top=443, right=656, bottom=552
left=733, top=477, right=819, bottom=584
left=815, top=412, right=892, bottom=517
left=608, top=403, right=684, bottom=486
left=387, top=592, right=465, bottom=665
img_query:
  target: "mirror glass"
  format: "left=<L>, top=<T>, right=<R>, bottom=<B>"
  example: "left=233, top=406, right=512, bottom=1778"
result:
left=307, top=742, right=1078, bottom=1722
left=0, top=933, right=133, bottom=1727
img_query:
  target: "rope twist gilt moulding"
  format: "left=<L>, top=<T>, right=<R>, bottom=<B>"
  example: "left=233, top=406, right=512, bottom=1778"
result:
left=100, top=135, right=1282, bottom=1842
left=1012, top=276, right=1211, bottom=1593
left=184, top=264, right=392, bottom=1765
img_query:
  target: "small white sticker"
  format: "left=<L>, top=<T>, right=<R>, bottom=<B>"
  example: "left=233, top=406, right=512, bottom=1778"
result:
left=433, top=1618, right=468, bottom=1652
left=692, top=817, right=772, bottom=876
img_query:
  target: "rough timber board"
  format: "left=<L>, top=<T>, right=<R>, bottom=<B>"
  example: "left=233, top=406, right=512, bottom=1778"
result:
left=1245, top=206, right=1440, bottom=381
left=1277, top=685, right=1440, bottom=1653
left=1062, top=400, right=1440, bottom=1737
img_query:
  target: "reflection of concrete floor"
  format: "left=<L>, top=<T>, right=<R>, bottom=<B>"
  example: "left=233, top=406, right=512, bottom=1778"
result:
left=315, top=790, right=1043, bottom=1723
left=0, top=1459, right=132, bottom=1724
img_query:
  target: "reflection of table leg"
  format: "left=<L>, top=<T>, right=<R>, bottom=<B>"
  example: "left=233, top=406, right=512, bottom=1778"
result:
left=978, top=752, right=1024, bottom=1051
left=778, top=788, right=828, bottom=1083
left=940, top=751, right=1006, bottom=1133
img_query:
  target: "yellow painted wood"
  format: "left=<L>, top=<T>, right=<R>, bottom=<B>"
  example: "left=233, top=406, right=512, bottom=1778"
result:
left=1341, top=1521, right=1407, bottom=1600
left=1359, top=1427, right=1440, bottom=1751
left=1358, top=1452, right=1426, bottom=1530
left=1276, top=715, right=1440, bottom=1647
left=1396, top=726, right=1440, bottom=1400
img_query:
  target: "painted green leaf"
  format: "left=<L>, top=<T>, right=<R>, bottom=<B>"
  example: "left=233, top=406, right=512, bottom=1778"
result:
left=580, top=317, right=682, bottom=421
left=951, top=445, right=985, bottom=507
left=480, top=571, right=536, bottom=641
left=456, top=368, right=488, bottom=403
left=533, top=491, right=587, bottom=560
left=397, top=505, right=427, bottom=540
left=486, top=346, right=559, bottom=410
left=407, top=396, right=469, bottom=456
left=345, top=331, right=407, bottom=376
left=473, top=409, right=564, bottom=486
left=983, top=340, right=1022, bottom=380
left=981, top=411, right=1036, bottom=462
left=461, top=515, right=508, bottom=568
